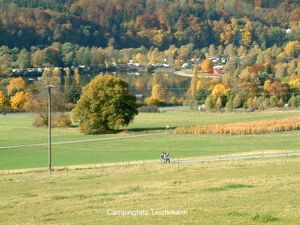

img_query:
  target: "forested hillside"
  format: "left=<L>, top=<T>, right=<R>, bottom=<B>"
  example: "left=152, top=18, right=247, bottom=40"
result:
left=0, top=0, right=299, bottom=49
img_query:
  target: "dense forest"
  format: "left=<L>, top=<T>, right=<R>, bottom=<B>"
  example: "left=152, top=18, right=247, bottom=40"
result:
left=0, top=0, right=299, bottom=49
left=0, top=0, right=300, bottom=113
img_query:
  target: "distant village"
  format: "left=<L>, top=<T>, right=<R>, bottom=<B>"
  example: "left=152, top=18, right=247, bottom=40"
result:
left=11, top=56, right=229, bottom=79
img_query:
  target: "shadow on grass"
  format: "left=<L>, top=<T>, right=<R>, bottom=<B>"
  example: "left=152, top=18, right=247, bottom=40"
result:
left=78, top=174, right=105, bottom=180
left=204, top=183, right=255, bottom=192
left=98, top=187, right=142, bottom=197
left=253, top=213, right=279, bottom=222
left=125, top=127, right=174, bottom=133
left=69, top=124, right=175, bottom=134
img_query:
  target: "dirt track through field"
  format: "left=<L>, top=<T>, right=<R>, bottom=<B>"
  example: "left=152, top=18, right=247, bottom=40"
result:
left=177, top=152, right=300, bottom=164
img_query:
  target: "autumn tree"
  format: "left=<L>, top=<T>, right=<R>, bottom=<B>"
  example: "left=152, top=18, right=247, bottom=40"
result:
left=0, top=91, right=5, bottom=110
left=7, top=77, right=25, bottom=96
left=284, top=41, right=300, bottom=58
left=211, top=83, right=231, bottom=107
left=151, top=84, right=163, bottom=101
left=220, top=18, right=239, bottom=45
left=190, top=66, right=199, bottom=98
left=240, top=20, right=253, bottom=47
left=10, top=91, right=29, bottom=111
left=212, top=84, right=230, bottom=100
left=146, top=84, right=164, bottom=105
left=73, top=75, right=138, bottom=134
left=201, top=59, right=213, bottom=73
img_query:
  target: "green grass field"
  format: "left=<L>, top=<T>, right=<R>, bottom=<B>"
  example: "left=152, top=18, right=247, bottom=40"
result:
left=0, top=157, right=299, bottom=225
left=0, top=110, right=300, bottom=170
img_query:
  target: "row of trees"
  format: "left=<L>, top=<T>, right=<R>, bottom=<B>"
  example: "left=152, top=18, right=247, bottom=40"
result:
left=0, top=39, right=299, bottom=76
left=0, top=43, right=199, bottom=75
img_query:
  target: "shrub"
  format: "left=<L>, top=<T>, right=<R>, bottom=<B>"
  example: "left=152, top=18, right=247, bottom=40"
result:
left=258, top=97, right=264, bottom=110
left=145, top=97, right=162, bottom=106
left=278, top=98, right=284, bottom=107
left=270, top=96, right=279, bottom=108
left=225, top=98, right=234, bottom=112
left=233, top=95, right=242, bottom=109
left=246, top=97, right=254, bottom=109
left=205, top=95, right=214, bottom=112
left=169, top=96, right=178, bottom=105
left=215, top=97, right=223, bottom=111
left=138, top=106, right=160, bottom=113
left=33, top=114, right=47, bottom=127
left=53, top=113, right=72, bottom=128
left=296, top=96, right=300, bottom=107
left=187, top=99, right=198, bottom=110
left=262, top=97, right=271, bottom=109
left=288, top=96, right=298, bottom=108
left=252, top=97, right=260, bottom=109
left=33, top=113, right=72, bottom=128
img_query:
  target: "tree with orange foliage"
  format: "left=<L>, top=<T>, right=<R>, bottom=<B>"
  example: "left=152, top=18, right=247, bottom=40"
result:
left=10, top=91, right=29, bottom=111
left=264, top=80, right=288, bottom=98
left=151, top=84, right=163, bottom=101
left=0, top=91, right=5, bottom=109
left=7, top=77, right=25, bottom=95
left=201, top=59, right=213, bottom=73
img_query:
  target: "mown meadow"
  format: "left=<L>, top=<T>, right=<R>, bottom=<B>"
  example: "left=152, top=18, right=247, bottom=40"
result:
left=0, top=110, right=300, bottom=170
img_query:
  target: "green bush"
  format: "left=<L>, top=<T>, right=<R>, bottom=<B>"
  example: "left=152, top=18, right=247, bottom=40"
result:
left=233, top=95, right=242, bottom=109
left=289, top=96, right=299, bottom=108
left=262, top=97, right=271, bottom=109
left=270, top=96, right=279, bottom=108
left=225, top=99, right=233, bottom=112
left=205, top=95, right=214, bottom=112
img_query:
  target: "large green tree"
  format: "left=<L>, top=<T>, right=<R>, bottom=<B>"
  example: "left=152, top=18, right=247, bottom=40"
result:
left=73, top=75, right=138, bottom=134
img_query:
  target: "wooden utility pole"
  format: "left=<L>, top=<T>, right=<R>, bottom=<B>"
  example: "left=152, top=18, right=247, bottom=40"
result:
left=47, top=85, right=54, bottom=173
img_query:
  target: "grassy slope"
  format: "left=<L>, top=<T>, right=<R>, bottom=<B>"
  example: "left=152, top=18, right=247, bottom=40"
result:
left=0, top=111, right=300, bottom=170
left=0, top=157, right=299, bottom=225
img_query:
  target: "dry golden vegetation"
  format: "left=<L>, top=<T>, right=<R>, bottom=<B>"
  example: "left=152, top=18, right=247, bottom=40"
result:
left=176, top=117, right=300, bottom=135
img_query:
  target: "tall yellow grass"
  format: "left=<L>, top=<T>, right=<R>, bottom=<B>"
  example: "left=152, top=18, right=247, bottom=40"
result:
left=175, top=118, right=300, bottom=135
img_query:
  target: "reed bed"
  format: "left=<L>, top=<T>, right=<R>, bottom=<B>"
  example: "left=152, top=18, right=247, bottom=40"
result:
left=175, top=117, right=300, bottom=135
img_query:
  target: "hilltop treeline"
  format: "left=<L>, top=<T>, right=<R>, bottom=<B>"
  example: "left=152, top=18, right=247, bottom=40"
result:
left=0, top=0, right=299, bottom=49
